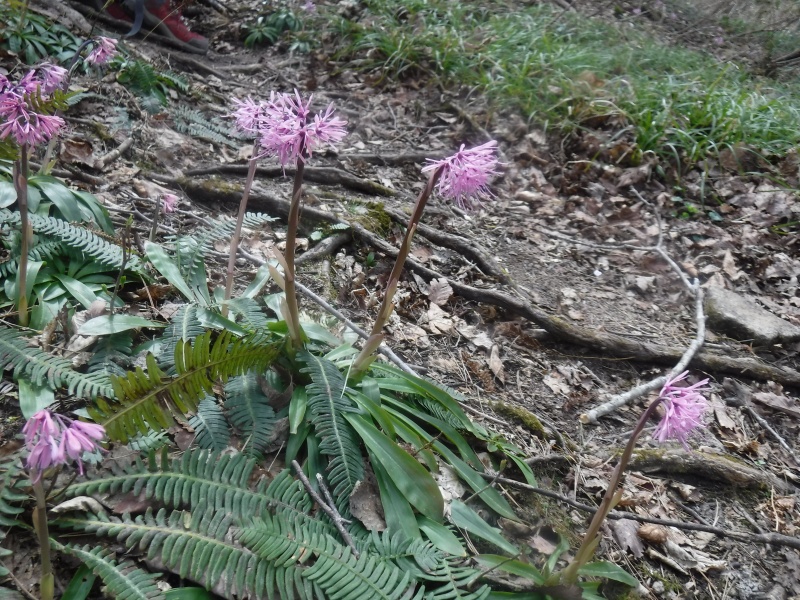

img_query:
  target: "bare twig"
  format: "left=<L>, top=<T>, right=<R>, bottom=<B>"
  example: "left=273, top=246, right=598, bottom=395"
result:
left=93, top=137, right=134, bottom=170
left=291, top=461, right=359, bottom=557
left=481, top=474, right=800, bottom=551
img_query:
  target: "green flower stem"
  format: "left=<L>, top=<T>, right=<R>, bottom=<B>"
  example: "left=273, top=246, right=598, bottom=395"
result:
left=352, top=167, right=442, bottom=373
left=558, top=398, right=663, bottom=584
left=282, top=158, right=306, bottom=347
left=32, top=477, right=54, bottom=600
left=13, top=146, right=30, bottom=327
left=222, top=141, right=260, bottom=318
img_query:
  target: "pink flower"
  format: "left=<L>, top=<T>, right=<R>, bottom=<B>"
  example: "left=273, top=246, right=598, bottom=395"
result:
left=653, top=371, right=709, bottom=447
left=301, top=1, right=316, bottom=12
left=0, top=93, right=65, bottom=147
left=38, top=63, right=68, bottom=94
left=255, top=90, right=347, bottom=167
left=231, top=97, right=270, bottom=134
left=421, top=140, right=501, bottom=210
left=23, top=409, right=59, bottom=447
left=22, top=410, right=105, bottom=476
left=161, top=193, right=179, bottom=213
left=85, top=36, right=118, bottom=65
left=16, top=70, right=41, bottom=95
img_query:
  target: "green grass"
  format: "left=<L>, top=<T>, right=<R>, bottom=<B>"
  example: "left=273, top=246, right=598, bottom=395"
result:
left=329, top=0, right=800, bottom=170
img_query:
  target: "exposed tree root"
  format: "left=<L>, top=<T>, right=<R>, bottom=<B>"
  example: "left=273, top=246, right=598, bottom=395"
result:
left=175, top=177, right=800, bottom=388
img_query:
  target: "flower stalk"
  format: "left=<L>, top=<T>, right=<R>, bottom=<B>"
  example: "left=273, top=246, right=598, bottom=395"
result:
left=282, top=158, right=307, bottom=346
left=31, top=478, right=54, bottom=600
left=222, top=140, right=260, bottom=318
left=559, top=371, right=709, bottom=584
left=351, top=169, right=441, bottom=372
left=13, top=146, right=30, bottom=327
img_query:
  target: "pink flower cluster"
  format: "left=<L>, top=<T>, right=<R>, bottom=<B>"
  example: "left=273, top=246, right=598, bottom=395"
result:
left=0, top=65, right=68, bottom=148
left=231, top=90, right=348, bottom=167
left=23, top=409, right=105, bottom=476
left=422, top=140, right=501, bottom=210
left=653, top=371, right=709, bottom=447
left=85, top=36, right=118, bottom=66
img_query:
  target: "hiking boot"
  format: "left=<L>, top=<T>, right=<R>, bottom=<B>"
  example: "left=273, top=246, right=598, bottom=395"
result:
left=93, top=0, right=133, bottom=22
left=142, top=1, right=209, bottom=54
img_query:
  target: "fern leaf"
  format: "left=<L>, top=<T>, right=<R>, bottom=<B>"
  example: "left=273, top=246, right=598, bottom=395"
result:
left=299, top=352, right=364, bottom=506
left=92, top=331, right=282, bottom=441
left=189, top=397, right=230, bottom=451
left=420, top=556, right=490, bottom=600
left=64, top=450, right=331, bottom=536
left=0, top=326, right=113, bottom=398
left=224, top=374, right=276, bottom=455
left=0, top=212, right=144, bottom=273
left=60, top=544, right=165, bottom=600
left=55, top=503, right=292, bottom=600
left=241, top=516, right=423, bottom=600
left=156, top=305, right=206, bottom=370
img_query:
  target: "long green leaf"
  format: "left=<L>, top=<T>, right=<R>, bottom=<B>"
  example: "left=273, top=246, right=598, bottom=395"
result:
left=449, top=501, right=518, bottom=556
left=145, top=241, right=196, bottom=303
left=578, top=561, right=638, bottom=587
left=347, top=414, right=443, bottom=521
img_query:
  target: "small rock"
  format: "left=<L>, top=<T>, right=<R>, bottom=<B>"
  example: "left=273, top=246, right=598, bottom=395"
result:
left=704, top=287, right=800, bottom=346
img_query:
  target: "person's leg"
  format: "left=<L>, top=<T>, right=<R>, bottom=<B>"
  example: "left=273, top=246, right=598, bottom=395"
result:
left=141, top=0, right=209, bottom=54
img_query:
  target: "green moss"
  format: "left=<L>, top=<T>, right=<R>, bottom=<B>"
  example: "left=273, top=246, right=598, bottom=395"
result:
left=491, top=401, right=546, bottom=437
left=360, top=201, right=393, bottom=235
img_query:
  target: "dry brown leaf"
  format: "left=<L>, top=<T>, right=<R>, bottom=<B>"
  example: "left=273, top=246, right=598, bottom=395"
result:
left=425, top=303, right=454, bottom=335
left=752, top=391, right=800, bottom=419
left=350, top=471, right=386, bottom=531
left=488, top=344, right=505, bottom=383
left=428, top=278, right=453, bottom=305
left=611, top=519, right=644, bottom=557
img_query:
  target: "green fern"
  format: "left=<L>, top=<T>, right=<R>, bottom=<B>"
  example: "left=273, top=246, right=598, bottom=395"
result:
left=171, top=105, right=241, bottom=148
left=226, top=297, right=269, bottom=331
left=0, top=239, right=65, bottom=279
left=64, top=450, right=330, bottom=534
left=189, top=397, right=230, bottom=451
left=55, top=502, right=294, bottom=600
left=0, top=326, right=113, bottom=398
left=91, top=331, right=282, bottom=441
left=240, top=515, right=424, bottom=600
left=224, top=373, right=277, bottom=455
left=418, top=556, right=490, bottom=600
left=59, top=544, right=165, bottom=600
left=0, top=210, right=143, bottom=273
left=299, top=352, right=364, bottom=506
left=156, top=305, right=206, bottom=370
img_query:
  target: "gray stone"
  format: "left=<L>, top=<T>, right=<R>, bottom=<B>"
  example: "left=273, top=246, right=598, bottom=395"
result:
left=704, top=286, right=800, bottom=346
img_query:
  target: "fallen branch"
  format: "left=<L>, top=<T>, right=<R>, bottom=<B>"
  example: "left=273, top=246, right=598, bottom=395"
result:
left=291, top=460, right=359, bottom=557
left=185, top=164, right=396, bottom=197
left=482, top=474, right=800, bottom=551
left=93, top=137, right=134, bottom=171
left=295, top=232, right=351, bottom=266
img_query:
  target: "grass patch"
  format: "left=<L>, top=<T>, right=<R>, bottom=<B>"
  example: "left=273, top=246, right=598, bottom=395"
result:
left=330, top=0, right=800, bottom=169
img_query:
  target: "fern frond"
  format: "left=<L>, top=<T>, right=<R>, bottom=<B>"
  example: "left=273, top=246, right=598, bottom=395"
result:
left=224, top=373, right=276, bottom=455
left=156, top=305, right=206, bottom=370
left=0, top=240, right=64, bottom=279
left=240, top=515, right=423, bottom=600
left=91, top=331, right=282, bottom=441
left=0, top=456, right=27, bottom=527
left=419, top=556, right=490, bottom=600
left=299, top=352, right=364, bottom=506
left=14, top=213, right=143, bottom=273
left=64, top=450, right=329, bottom=535
left=227, top=298, right=269, bottom=331
left=189, top=397, right=230, bottom=451
left=55, top=503, right=283, bottom=600
left=60, top=544, right=165, bottom=600
left=0, top=326, right=113, bottom=398
left=171, top=105, right=240, bottom=147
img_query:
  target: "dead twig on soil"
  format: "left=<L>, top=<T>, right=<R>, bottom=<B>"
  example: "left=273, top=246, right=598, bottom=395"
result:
left=295, top=232, right=351, bottom=266
left=291, top=460, right=358, bottom=557
left=723, top=378, right=799, bottom=465
left=93, top=136, right=134, bottom=171
left=185, top=164, right=396, bottom=197
left=482, top=473, right=800, bottom=551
